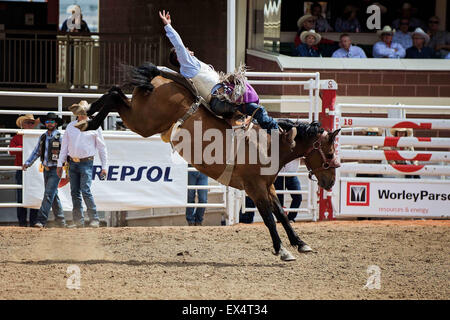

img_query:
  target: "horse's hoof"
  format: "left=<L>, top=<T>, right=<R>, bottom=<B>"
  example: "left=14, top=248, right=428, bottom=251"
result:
left=74, top=120, right=88, bottom=131
left=279, top=246, right=296, bottom=261
left=298, top=244, right=313, bottom=253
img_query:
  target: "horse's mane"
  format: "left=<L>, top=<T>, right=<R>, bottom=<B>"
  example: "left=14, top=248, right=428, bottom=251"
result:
left=277, top=119, right=324, bottom=140
left=120, top=62, right=161, bottom=92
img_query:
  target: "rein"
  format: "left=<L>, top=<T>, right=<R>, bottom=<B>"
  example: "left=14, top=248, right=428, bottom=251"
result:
left=303, top=132, right=340, bottom=181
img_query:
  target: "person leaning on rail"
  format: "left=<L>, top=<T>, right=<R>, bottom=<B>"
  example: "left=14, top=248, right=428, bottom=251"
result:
left=355, top=128, right=383, bottom=178
left=57, top=101, right=108, bottom=228
left=186, top=165, right=208, bottom=226
left=274, top=159, right=302, bottom=223
left=22, top=113, right=66, bottom=228
left=388, top=128, right=420, bottom=179
left=9, top=114, right=40, bottom=227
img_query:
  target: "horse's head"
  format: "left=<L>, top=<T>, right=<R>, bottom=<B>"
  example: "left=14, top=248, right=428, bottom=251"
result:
left=302, top=129, right=340, bottom=191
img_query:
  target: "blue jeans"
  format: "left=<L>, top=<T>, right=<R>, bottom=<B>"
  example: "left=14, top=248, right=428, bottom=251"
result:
left=16, top=170, right=38, bottom=226
left=274, top=176, right=302, bottom=221
left=239, top=196, right=255, bottom=224
left=36, top=167, right=65, bottom=225
left=186, top=171, right=208, bottom=224
left=69, top=160, right=98, bottom=224
left=237, top=103, right=279, bottom=132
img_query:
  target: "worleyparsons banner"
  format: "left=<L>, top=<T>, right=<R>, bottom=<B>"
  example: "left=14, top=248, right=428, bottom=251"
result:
left=23, top=130, right=188, bottom=211
left=340, top=179, right=450, bottom=218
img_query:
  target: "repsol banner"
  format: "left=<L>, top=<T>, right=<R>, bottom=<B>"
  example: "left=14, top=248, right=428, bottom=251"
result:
left=22, top=131, right=188, bottom=211
left=339, top=179, right=450, bottom=218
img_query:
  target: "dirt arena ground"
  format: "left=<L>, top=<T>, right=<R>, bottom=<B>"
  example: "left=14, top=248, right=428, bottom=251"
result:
left=0, top=220, right=448, bottom=300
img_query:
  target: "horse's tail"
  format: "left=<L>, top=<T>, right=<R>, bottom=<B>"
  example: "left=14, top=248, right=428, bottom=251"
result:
left=120, top=62, right=161, bottom=92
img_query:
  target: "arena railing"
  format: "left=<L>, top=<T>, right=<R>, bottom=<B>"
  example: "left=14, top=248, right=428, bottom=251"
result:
left=330, top=103, right=450, bottom=219
left=0, top=70, right=323, bottom=224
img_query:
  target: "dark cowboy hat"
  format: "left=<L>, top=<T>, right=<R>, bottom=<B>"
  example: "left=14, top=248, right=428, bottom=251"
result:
left=39, top=112, right=64, bottom=127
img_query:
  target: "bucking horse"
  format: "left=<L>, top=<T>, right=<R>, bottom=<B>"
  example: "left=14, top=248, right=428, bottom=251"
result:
left=75, top=63, right=340, bottom=261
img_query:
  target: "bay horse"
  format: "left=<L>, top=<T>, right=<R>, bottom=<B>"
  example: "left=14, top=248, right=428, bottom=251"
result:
left=79, top=63, right=340, bottom=261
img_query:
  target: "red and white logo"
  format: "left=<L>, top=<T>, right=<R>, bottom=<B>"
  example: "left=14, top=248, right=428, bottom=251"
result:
left=347, top=182, right=370, bottom=206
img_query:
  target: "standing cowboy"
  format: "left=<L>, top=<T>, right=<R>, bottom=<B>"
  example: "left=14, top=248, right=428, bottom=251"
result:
left=23, top=112, right=66, bottom=228
left=57, top=101, right=107, bottom=228
left=10, top=114, right=39, bottom=227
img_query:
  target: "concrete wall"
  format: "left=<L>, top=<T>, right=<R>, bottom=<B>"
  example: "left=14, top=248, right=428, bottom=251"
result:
left=246, top=52, right=450, bottom=100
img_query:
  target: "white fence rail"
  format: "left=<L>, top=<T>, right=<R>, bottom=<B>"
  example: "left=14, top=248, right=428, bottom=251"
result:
left=0, top=71, right=324, bottom=224
left=334, top=103, right=450, bottom=219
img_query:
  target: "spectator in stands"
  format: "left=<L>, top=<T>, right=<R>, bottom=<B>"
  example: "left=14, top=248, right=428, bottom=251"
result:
left=427, top=16, right=450, bottom=59
left=274, top=159, right=302, bottom=223
left=332, top=34, right=367, bottom=58
left=356, top=128, right=383, bottom=178
left=446, top=53, right=450, bottom=59
left=294, top=14, right=317, bottom=48
left=372, top=26, right=406, bottom=58
left=310, top=2, right=332, bottom=32
left=57, top=102, right=107, bottom=228
left=23, top=113, right=66, bottom=228
left=294, top=14, right=335, bottom=53
left=294, top=30, right=321, bottom=57
left=186, top=166, right=208, bottom=226
left=9, top=115, right=39, bottom=227
left=393, top=18, right=413, bottom=50
left=61, top=4, right=90, bottom=32
left=389, top=128, right=420, bottom=179
left=334, top=5, right=361, bottom=33
left=406, top=28, right=436, bottom=59
left=392, top=2, right=426, bottom=31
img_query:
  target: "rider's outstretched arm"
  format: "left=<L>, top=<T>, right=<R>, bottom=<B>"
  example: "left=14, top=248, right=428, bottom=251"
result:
left=159, top=10, right=199, bottom=77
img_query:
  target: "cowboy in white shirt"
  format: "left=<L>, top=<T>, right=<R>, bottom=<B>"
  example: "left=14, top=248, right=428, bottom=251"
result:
left=57, top=101, right=108, bottom=228
left=373, top=26, right=406, bottom=58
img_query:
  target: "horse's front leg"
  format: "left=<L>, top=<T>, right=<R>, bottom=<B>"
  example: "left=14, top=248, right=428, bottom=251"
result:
left=268, top=184, right=312, bottom=253
left=247, top=187, right=295, bottom=262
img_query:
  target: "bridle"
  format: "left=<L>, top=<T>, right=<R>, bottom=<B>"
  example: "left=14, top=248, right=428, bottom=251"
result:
left=303, top=132, right=340, bottom=181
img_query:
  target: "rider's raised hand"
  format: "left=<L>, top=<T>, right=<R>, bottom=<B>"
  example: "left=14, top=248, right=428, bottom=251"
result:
left=159, top=10, right=171, bottom=25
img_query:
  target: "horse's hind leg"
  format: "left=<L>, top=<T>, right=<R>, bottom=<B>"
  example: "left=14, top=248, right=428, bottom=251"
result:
left=87, top=87, right=129, bottom=117
left=269, top=185, right=312, bottom=253
left=78, top=91, right=125, bottom=131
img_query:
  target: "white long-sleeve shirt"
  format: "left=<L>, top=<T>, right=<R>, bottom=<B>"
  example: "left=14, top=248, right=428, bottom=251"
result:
left=372, top=41, right=406, bottom=58
left=164, top=24, right=201, bottom=78
left=280, top=159, right=300, bottom=173
left=58, top=120, right=108, bottom=169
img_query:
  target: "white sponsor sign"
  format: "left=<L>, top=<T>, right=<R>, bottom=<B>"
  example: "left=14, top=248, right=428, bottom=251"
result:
left=340, top=179, right=450, bottom=218
left=23, top=130, right=188, bottom=211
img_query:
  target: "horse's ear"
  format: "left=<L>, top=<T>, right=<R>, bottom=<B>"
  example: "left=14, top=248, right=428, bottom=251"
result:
left=328, top=129, right=341, bottom=142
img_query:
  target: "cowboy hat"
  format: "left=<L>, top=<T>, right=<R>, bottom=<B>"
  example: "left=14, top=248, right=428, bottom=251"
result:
left=300, top=29, right=321, bottom=45
left=69, top=100, right=90, bottom=116
left=39, top=112, right=64, bottom=127
left=377, top=25, right=395, bottom=36
left=411, top=27, right=430, bottom=44
left=297, top=14, right=316, bottom=29
left=16, top=114, right=37, bottom=128
left=390, top=128, right=413, bottom=136
left=362, top=127, right=381, bottom=135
